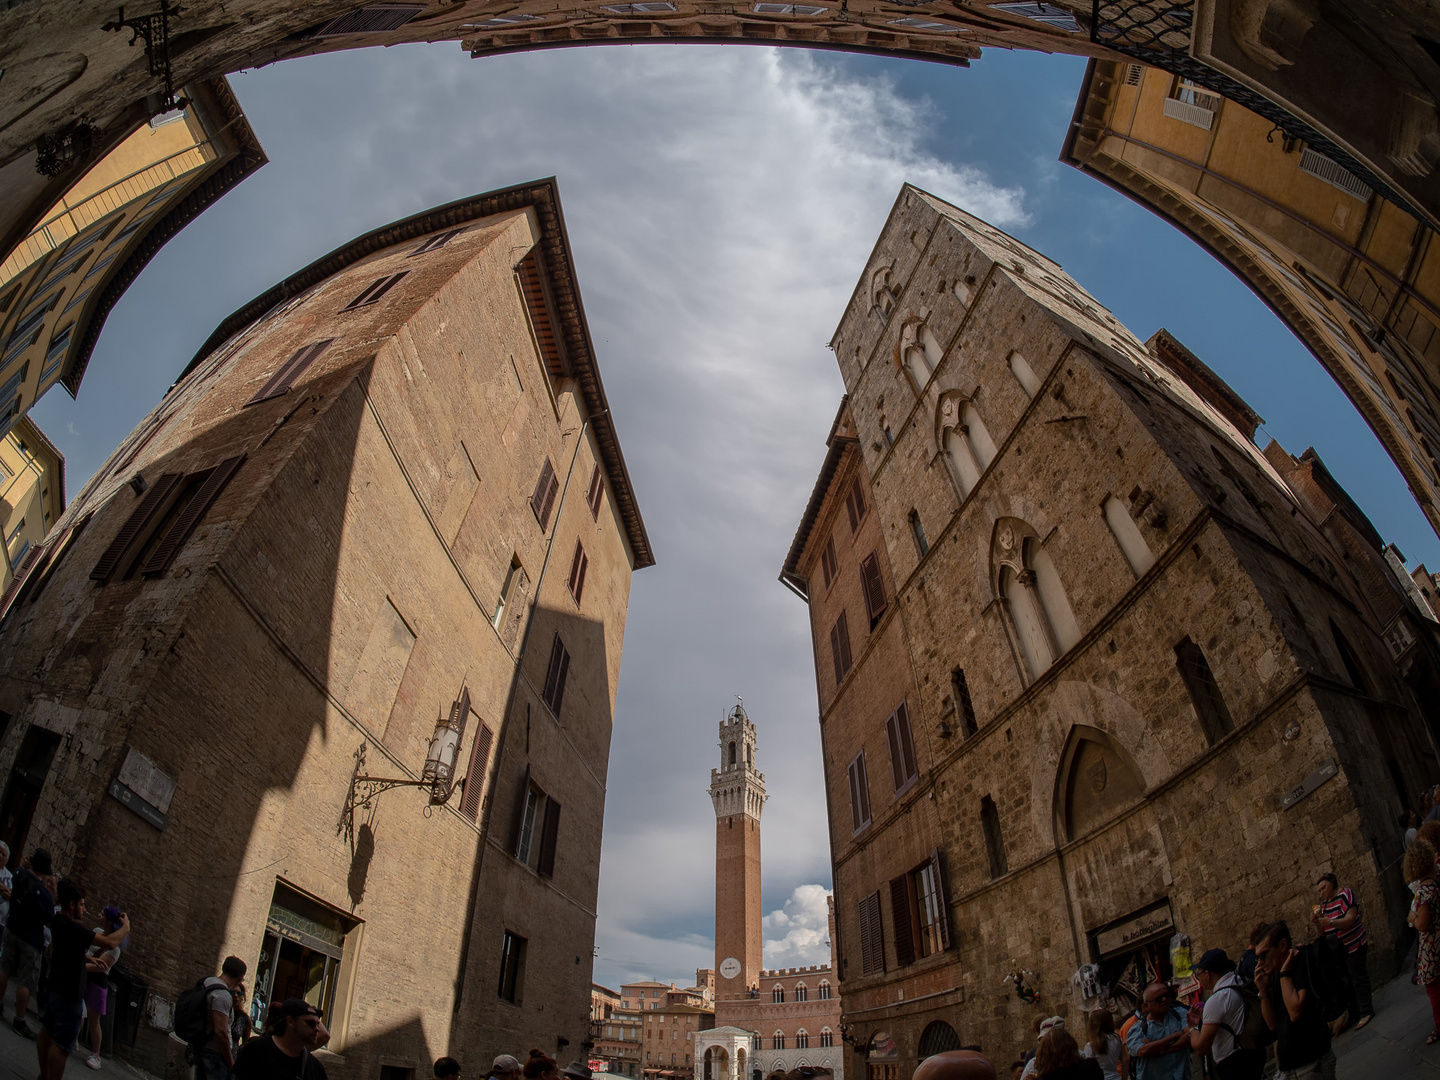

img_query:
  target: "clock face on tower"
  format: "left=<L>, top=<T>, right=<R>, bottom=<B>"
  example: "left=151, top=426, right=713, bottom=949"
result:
left=719, top=956, right=741, bottom=980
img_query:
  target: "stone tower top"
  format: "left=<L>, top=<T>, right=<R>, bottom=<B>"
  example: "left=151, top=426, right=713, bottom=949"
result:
left=710, top=699, right=767, bottom=821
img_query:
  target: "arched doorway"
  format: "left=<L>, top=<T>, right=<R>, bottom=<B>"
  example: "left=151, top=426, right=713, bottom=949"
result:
left=917, top=1021, right=961, bottom=1059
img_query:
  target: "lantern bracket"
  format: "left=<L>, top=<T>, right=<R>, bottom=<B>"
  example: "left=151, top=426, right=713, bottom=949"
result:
left=338, top=741, right=452, bottom=846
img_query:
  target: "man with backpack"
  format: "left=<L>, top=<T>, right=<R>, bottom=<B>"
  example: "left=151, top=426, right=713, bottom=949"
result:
left=1254, top=922, right=1335, bottom=1080
left=0, top=848, right=55, bottom=1038
left=1185, top=949, right=1266, bottom=1080
left=175, top=955, right=247, bottom=1079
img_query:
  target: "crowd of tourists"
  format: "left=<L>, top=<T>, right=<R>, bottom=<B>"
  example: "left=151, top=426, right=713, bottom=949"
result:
left=0, top=845, right=131, bottom=1080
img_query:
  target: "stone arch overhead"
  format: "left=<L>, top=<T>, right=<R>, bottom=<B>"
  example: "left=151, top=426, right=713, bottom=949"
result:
left=1027, top=681, right=1173, bottom=846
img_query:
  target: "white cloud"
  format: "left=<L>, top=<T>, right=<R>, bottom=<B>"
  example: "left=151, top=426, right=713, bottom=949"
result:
left=762, top=884, right=834, bottom=969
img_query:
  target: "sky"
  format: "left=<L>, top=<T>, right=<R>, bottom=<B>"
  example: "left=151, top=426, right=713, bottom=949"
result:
left=28, top=41, right=1440, bottom=993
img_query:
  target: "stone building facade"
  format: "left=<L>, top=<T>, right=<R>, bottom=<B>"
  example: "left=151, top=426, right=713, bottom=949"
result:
left=1062, top=58, right=1440, bottom=541
left=0, top=416, right=65, bottom=595
left=642, top=1003, right=715, bottom=1075
left=781, top=184, right=1440, bottom=1073
left=0, top=179, right=652, bottom=1078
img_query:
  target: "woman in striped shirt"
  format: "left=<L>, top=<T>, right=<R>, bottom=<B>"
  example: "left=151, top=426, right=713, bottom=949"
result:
left=1311, top=872, right=1374, bottom=1029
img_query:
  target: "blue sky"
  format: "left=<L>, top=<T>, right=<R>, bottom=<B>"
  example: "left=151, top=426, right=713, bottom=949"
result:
left=29, top=42, right=1436, bottom=991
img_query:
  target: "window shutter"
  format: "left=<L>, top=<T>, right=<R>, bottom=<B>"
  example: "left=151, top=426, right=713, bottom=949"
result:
left=0, top=544, right=45, bottom=619
left=929, top=848, right=952, bottom=950
left=247, top=339, right=334, bottom=405
left=822, top=536, right=837, bottom=588
left=23, top=512, right=90, bottom=604
left=830, top=621, right=845, bottom=686
left=847, top=757, right=862, bottom=832
left=510, top=765, right=533, bottom=857
left=847, top=478, right=867, bottom=533
left=587, top=465, right=604, bottom=519
left=543, top=633, right=570, bottom=715
left=858, top=891, right=884, bottom=975
left=90, top=472, right=182, bottom=581
left=895, top=701, right=917, bottom=783
left=537, top=796, right=562, bottom=877
left=885, top=713, right=905, bottom=791
left=310, top=3, right=424, bottom=35
left=860, top=552, right=887, bottom=624
left=837, top=611, right=852, bottom=675
left=569, top=541, right=588, bottom=604
left=141, top=455, right=245, bottom=576
left=460, top=722, right=493, bottom=820
left=532, top=459, right=558, bottom=529
left=344, top=272, right=407, bottom=310
left=411, top=228, right=465, bottom=255
left=890, top=875, right=915, bottom=967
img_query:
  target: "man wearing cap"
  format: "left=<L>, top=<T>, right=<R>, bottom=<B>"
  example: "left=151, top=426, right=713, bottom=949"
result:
left=0, top=848, right=55, bottom=1038
left=1125, top=983, right=1194, bottom=1080
left=1185, top=949, right=1264, bottom=1080
left=233, top=998, right=328, bottom=1079
left=491, top=1053, right=523, bottom=1080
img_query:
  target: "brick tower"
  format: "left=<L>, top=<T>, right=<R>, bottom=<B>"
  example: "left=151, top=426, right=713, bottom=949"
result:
left=710, top=700, right=767, bottom=1001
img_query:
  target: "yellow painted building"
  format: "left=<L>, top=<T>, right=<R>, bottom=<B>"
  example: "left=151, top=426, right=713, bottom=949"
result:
left=1062, top=59, right=1440, bottom=537
left=0, top=416, right=64, bottom=594
left=0, top=78, right=263, bottom=432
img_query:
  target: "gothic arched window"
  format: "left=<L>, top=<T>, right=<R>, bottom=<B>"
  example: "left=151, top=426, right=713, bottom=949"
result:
left=1009, top=351, right=1041, bottom=398
left=773, top=1032, right=785, bottom=1050
left=796, top=1031, right=809, bottom=1050
left=871, top=267, right=898, bottom=321
left=817, top=981, right=832, bottom=1000
left=939, top=394, right=996, bottom=501
left=795, top=984, right=808, bottom=1002
left=772, top=985, right=785, bottom=1003
left=899, top=320, right=944, bottom=394
left=1057, top=725, right=1146, bottom=841
left=819, top=1029, right=834, bottom=1047
left=993, top=519, right=1080, bottom=681
left=729, top=742, right=737, bottom=767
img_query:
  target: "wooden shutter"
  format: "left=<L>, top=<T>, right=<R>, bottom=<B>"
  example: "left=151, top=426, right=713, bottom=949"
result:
left=890, top=875, right=916, bottom=967
left=90, top=472, right=182, bottom=581
left=509, top=764, right=532, bottom=857
left=860, top=552, right=887, bottom=624
left=929, top=848, right=952, bottom=950
left=830, top=620, right=845, bottom=686
left=885, top=712, right=906, bottom=791
left=460, top=722, right=494, bottom=820
left=543, top=633, right=570, bottom=714
left=587, top=465, right=604, bottom=518
left=141, top=455, right=245, bottom=576
left=836, top=611, right=852, bottom=675
left=895, top=701, right=917, bottom=783
left=858, top=891, right=884, bottom=975
left=568, top=540, right=588, bottom=604
left=531, top=458, right=559, bottom=529
left=23, top=512, right=92, bottom=607
left=344, top=272, right=407, bottom=310
left=0, top=545, right=45, bottom=619
left=847, top=752, right=870, bottom=832
left=821, top=536, right=837, bottom=588
left=537, top=796, right=561, bottom=878
left=247, top=339, right=333, bottom=405
left=412, top=228, right=464, bottom=255
left=846, top=478, right=866, bottom=533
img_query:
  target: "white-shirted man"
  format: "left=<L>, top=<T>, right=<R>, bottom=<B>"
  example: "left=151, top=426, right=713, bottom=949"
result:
left=1186, top=949, right=1265, bottom=1080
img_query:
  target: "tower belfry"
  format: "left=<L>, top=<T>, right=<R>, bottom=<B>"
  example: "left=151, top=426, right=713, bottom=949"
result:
left=710, top=700, right=767, bottom=1000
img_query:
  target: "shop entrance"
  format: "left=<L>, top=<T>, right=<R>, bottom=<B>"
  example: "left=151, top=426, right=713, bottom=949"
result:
left=251, top=881, right=357, bottom=1030
left=1085, top=899, right=1177, bottom=1018
left=0, top=725, right=58, bottom=868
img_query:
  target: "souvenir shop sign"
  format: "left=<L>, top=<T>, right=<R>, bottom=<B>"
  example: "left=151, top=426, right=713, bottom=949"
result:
left=1096, top=905, right=1174, bottom=958
left=1280, top=759, right=1338, bottom=810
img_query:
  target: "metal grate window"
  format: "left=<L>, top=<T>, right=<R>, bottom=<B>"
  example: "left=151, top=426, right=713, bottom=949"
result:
left=1125, top=63, right=1144, bottom=85
left=753, top=3, right=828, bottom=12
left=889, top=17, right=965, bottom=30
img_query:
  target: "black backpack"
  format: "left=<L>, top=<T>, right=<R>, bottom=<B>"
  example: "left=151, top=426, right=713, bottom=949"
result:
left=173, top=977, right=222, bottom=1046
left=1213, top=980, right=1275, bottom=1051
left=1302, top=938, right=1354, bottom=1024
left=8, top=870, right=51, bottom=932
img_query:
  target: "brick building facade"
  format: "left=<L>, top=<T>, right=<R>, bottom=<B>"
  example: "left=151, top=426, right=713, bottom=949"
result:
left=0, top=179, right=652, bottom=1078
left=781, top=184, right=1440, bottom=1074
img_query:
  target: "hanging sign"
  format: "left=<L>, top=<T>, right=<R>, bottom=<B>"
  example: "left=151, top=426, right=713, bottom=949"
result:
left=1280, top=759, right=1338, bottom=810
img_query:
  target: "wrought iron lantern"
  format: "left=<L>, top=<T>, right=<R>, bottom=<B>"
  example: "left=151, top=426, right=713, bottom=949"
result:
left=338, top=685, right=471, bottom=844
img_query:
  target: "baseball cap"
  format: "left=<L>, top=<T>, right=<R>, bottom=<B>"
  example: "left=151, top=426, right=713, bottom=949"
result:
left=281, top=998, right=322, bottom=1020
left=494, top=1055, right=522, bottom=1074
left=1191, top=948, right=1235, bottom=974
left=1039, top=1016, right=1065, bottom=1034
